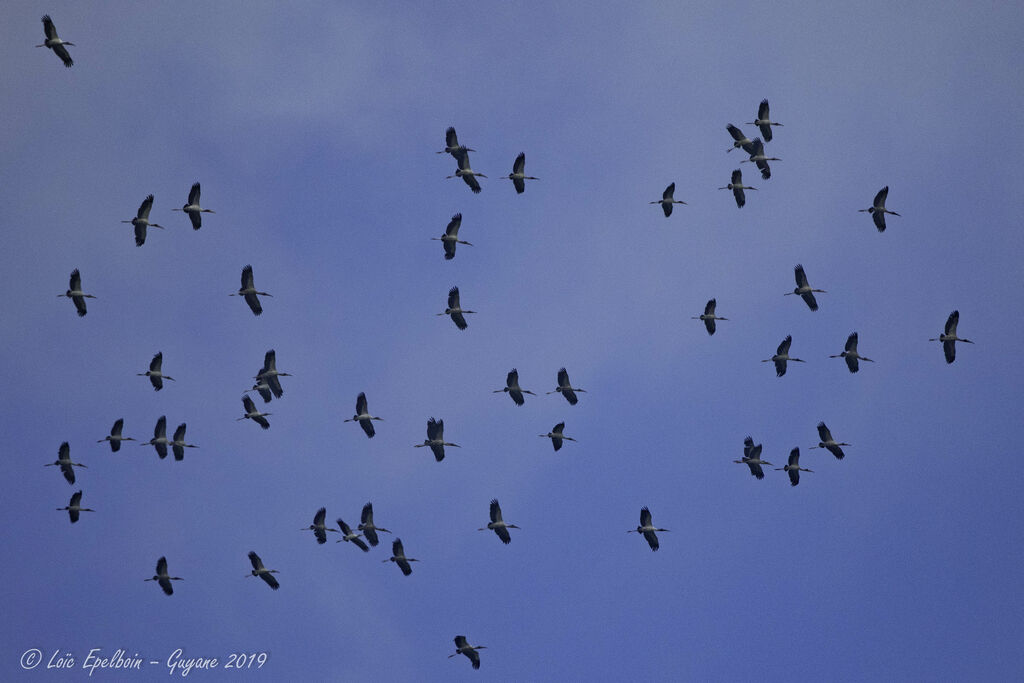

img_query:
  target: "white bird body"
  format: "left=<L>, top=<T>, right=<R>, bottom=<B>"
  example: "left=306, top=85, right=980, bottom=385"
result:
left=438, top=286, right=475, bottom=330
left=171, top=182, right=214, bottom=230
left=650, top=182, right=687, bottom=217
left=145, top=556, right=183, bottom=595
left=414, top=417, right=459, bottom=461
left=57, top=490, right=94, bottom=523
left=238, top=395, right=271, bottom=429
left=740, top=138, right=778, bottom=179
left=169, top=423, right=198, bottom=461
left=449, top=636, right=486, bottom=669
left=785, top=264, right=825, bottom=312
left=447, top=152, right=486, bottom=194
left=478, top=499, right=519, bottom=544
left=59, top=269, right=96, bottom=317
left=302, top=507, right=339, bottom=545
left=735, top=437, right=773, bottom=479
left=46, top=442, right=87, bottom=485
left=358, top=502, right=391, bottom=547
left=628, top=506, right=669, bottom=551
left=142, top=416, right=172, bottom=459
left=37, top=15, right=74, bottom=67
left=746, top=99, right=783, bottom=142
left=383, top=538, right=418, bottom=576
left=830, top=332, right=874, bottom=373
left=718, top=169, right=757, bottom=208
left=494, top=368, right=535, bottom=406
left=336, top=518, right=369, bottom=552
left=122, top=194, right=164, bottom=247
left=344, top=392, right=382, bottom=438
left=503, top=152, right=537, bottom=193
left=539, top=422, right=576, bottom=451
left=432, top=213, right=472, bottom=260
left=246, top=552, right=280, bottom=590
left=547, top=367, right=585, bottom=405
left=255, top=349, right=291, bottom=398
left=811, top=422, right=850, bottom=460
left=692, top=298, right=728, bottom=335
left=859, top=186, right=900, bottom=232
left=98, top=418, right=135, bottom=452
left=138, top=351, right=175, bottom=391
left=231, top=265, right=272, bottom=316
left=762, top=335, right=805, bottom=377
left=929, top=310, right=974, bottom=364
left=776, top=447, right=813, bottom=486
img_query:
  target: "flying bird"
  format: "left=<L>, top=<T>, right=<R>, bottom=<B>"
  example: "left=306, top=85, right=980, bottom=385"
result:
left=138, top=352, right=175, bottom=391
left=37, top=15, right=74, bottom=67
left=692, top=298, right=728, bottom=335
left=447, top=152, right=486, bottom=194
left=786, top=264, right=826, bottom=311
left=437, top=127, right=475, bottom=158
left=859, top=186, right=900, bottom=232
left=246, top=552, right=280, bottom=590
left=432, top=213, right=473, bottom=260
left=811, top=422, right=850, bottom=460
left=735, top=437, right=772, bottom=479
left=414, top=418, right=460, bottom=461
left=547, top=367, right=585, bottom=405
left=725, top=124, right=756, bottom=154
left=171, top=182, right=214, bottom=230
left=231, top=265, right=272, bottom=316
left=57, top=490, right=93, bottom=523
left=494, top=369, right=535, bottom=406
left=143, top=416, right=171, bottom=458
left=438, top=286, right=475, bottom=330
left=383, top=538, right=418, bottom=576
left=238, top=395, right=271, bottom=429
left=255, top=349, right=291, bottom=398
left=344, top=392, right=382, bottom=438
left=718, top=169, right=757, bottom=208
left=776, top=448, right=812, bottom=486
left=46, top=442, right=86, bottom=485
left=478, top=499, right=519, bottom=545
left=538, top=422, right=576, bottom=452
left=449, top=636, right=486, bottom=670
left=830, top=332, right=874, bottom=373
left=358, top=503, right=391, bottom=547
left=929, top=310, right=974, bottom=364
left=746, top=99, right=783, bottom=142
left=763, top=335, right=805, bottom=377
left=170, top=423, right=197, bottom=461
left=336, top=518, right=370, bottom=552
left=98, top=418, right=135, bottom=452
left=145, top=557, right=183, bottom=596
left=650, top=182, right=687, bottom=217
left=121, top=194, right=164, bottom=247
left=740, top=138, right=779, bottom=180
left=628, top=507, right=669, bottom=551
left=246, top=379, right=273, bottom=404
left=503, top=152, right=538, bottom=194
left=59, top=269, right=96, bottom=317
left=303, top=507, right=338, bottom=545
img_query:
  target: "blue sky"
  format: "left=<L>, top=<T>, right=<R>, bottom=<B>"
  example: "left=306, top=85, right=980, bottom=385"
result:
left=4, top=1, right=1024, bottom=680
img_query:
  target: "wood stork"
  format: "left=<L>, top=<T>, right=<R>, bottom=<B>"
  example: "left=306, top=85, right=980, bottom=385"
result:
left=478, top=499, right=519, bottom=544
left=831, top=332, right=874, bottom=373
left=930, top=310, right=974, bottom=364
left=383, top=538, right=418, bottom=576
left=438, top=286, right=475, bottom=330
left=859, top=186, right=900, bottom=232
left=650, top=182, right=687, bottom=217
left=503, top=152, right=538, bottom=194
left=57, top=490, right=93, bottom=523
left=238, top=395, right=271, bottom=429
left=358, top=503, right=391, bottom=547
left=344, top=392, right=382, bottom=438
left=746, top=99, right=783, bottom=142
left=170, top=423, right=198, bottom=461
left=230, top=265, right=272, bottom=316
left=726, top=124, right=756, bottom=154
left=122, top=194, right=164, bottom=247
left=718, top=169, right=757, bottom=208
left=447, top=152, right=486, bottom=194
left=98, top=418, right=135, bottom=452
left=547, top=367, right=585, bottom=405
left=437, top=127, right=475, bottom=158
left=414, top=417, right=460, bottom=461
left=810, top=422, right=850, bottom=460
left=776, top=448, right=812, bottom=486
left=246, top=552, right=280, bottom=590
left=138, top=352, right=175, bottom=391
left=740, top=138, right=779, bottom=180
left=628, top=507, right=669, bottom=551
left=786, top=264, right=826, bottom=311
left=302, top=507, right=338, bottom=545
left=37, top=15, right=73, bottom=67
left=735, top=437, right=772, bottom=479
left=432, top=213, right=473, bottom=260
left=246, top=379, right=273, bottom=404
left=46, top=442, right=86, bottom=485
left=143, top=416, right=171, bottom=458
left=255, top=349, right=291, bottom=398
left=145, top=557, right=183, bottom=596
left=336, top=518, right=370, bottom=552
left=692, top=298, right=728, bottom=335
left=59, top=269, right=95, bottom=317
left=449, top=636, right=486, bottom=670
left=494, top=368, right=535, bottom=406
left=538, top=422, right=576, bottom=452
left=762, top=335, right=805, bottom=377
left=171, top=182, right=214, bottom=230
